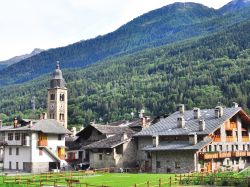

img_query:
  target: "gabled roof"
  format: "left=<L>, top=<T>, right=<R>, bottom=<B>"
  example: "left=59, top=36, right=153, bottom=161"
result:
left=135, top=107, right=246, bottom=137
left=83, top=133, right=134, bottom=149
left=0, top=119, right=71, bottom=134
left=76, top=124, right=135, bottom=137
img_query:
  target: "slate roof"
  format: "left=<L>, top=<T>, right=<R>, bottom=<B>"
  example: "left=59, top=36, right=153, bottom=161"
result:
left=142, top=138, right=212, bottom=151
left=65, top=136, right=80, bottom=150
left=135, top=107, right=243, bottom=137
left=84, top=133, right=133, bottom=149
left=0, top=119, right=71, bottom=134
left=76, top=124, right=135, bottom=137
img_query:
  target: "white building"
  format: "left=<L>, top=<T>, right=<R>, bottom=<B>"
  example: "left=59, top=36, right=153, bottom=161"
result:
left=0, top=62, right=70, bottom=173
left=0, top=118, right=70, bottom=173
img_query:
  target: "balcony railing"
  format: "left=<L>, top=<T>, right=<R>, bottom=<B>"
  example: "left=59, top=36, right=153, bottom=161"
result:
left=199, top=152, right=218, bottom=160
left=232, top=151, right=247, bottom=157
left=226, top=136, right=237, bottom=142
left=38, top=140, right=48, bottom=147
left=242, top=136, right=249, bottom=142
left=200, top=151, right=250, bottom=160
left=218, top=152, right=232, bottom=158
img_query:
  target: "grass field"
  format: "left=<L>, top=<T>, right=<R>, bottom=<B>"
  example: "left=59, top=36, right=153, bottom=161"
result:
left=0, top=173, right=174, bottom=187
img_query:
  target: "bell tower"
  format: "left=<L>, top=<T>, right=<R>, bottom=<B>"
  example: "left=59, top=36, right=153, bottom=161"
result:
left=47, top=61, right=68, bottom=129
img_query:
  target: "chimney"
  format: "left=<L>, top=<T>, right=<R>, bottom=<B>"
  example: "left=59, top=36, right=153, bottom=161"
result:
left=13, top=117, right=18, bottom=128
left=177, top=116, right=185, bottom=128
left=215, top=106, right=223, bottom=118
left=199, top=119, right=205, bottom=131
left=193, top=108, right=201, bottom=119
left=189, top=133, right=197, bottom=145
left=153, top=136, right=159, bottom=147
left=233, top=102, right=239, bottom=108
left=71, top=127, right=77, bottom=137
left=178, top=104, right=185, bottom=114
left=0, top=120, right=2, bottom=129
left=122, top=133, right=128, bottom=141
left=139, top=109, right=147, bottom=128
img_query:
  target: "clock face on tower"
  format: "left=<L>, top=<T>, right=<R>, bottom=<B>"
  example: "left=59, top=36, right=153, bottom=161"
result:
left=50, top=103, right=55, bottom=111
left=60, top=104, right=64, bottom=111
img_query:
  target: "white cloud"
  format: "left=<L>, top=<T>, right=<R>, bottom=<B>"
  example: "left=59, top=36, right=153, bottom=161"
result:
left=0, top=0, right=231, bottom=60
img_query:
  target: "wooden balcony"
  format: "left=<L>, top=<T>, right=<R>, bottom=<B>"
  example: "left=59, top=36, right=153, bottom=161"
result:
left=242, top=136, right=249, bottom=142
left=199, top=152, right=218, bottom=160
left=225, top=121, right=237, bottom=130
left=226, top=136, right=237, bottom=142
left=247, top=151, right=250, bottom=156
left=218, top=152, right=232, bottom=158
left=38, top=140, right=48, bottom=147
left=232, top=151, right=247, bottom=157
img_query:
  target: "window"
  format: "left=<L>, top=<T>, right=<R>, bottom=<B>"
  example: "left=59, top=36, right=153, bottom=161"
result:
left=235, top=145, right=238, bottom=151
left=39, top=148, right=43, bottom=156
left=175, top=161, right=181, bottom=169
left=58, top=135, right=62, bottom=140
left=15, top=133, right=20, bottom=140
left=232, top=145, right=234, bottom=151
left=214, top=145, right=217, bottom=152
left=243, top=144, right=246, bottom=151
left=226, top=145, right=229, bottom=151
left=59, top=113, right=64, bottom=121
left=60, top=94, right=65, bottom=101
left=156, top=161, right=161, bottom=168
left=9, top=148, right=12, bottom=155
left=9, top=162, right=11, bottom=170
left=16, top=162, right=19, bottom=170
left=99, top=154, right=102, bottom=160
left=16, top=148, right=19, bottom=155
left=8, top=133, right=13, bottom=141
left=50, top=94, right=55, bottom=100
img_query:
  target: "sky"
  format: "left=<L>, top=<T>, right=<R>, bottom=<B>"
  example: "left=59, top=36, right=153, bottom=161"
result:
left=0, top=0, right=232, bottom=61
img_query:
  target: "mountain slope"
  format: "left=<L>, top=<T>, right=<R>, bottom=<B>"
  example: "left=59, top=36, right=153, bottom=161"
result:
left=0, top=48, right=44, bottom=70
left=1, top=19, right=250, bottom=126
left=220, top=0, right=250, bottom=13
left=1, top=2, right=250, bottom=86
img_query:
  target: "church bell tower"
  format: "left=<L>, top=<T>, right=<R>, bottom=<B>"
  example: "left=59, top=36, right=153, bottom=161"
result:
left=47, top=61, right=68, bottom=129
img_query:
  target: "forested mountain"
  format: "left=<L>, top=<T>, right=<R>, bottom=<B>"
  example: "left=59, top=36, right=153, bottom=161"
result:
left=1, top=19, right=250, bottom=128
left=220, top=0, right=250, bottom=13
left=1, top=1, right=250, bottom=86
left=0, top=48, right=44, bottom=70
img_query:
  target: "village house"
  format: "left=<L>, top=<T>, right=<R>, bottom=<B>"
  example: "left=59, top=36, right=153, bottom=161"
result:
left=135, top=104, right=250, bottom=173
left=0, top=62, right=70, bottom=173
left=66, top=112, right=155, bottom=170
left=0, top=118, right=70, bottom=173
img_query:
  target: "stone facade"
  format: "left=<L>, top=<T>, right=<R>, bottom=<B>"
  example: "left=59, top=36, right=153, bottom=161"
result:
left=89, top=138, right=137, bottom=169
left=151, top=151, right=195, bottom=173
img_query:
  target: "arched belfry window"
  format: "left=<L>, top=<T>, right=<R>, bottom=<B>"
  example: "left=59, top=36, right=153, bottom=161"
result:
left=60, top=94, right=65, bottom=101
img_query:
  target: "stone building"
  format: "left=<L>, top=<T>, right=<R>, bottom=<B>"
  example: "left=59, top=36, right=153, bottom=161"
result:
left=65, top=116, right=155, bottom=170
left=47, top=61, right=68, bottom=129
left=135, top=104, right=250, bottom=173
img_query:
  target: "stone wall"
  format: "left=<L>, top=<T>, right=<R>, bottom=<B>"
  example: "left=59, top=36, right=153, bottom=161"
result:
left=151, top=151, right=195, bottom=173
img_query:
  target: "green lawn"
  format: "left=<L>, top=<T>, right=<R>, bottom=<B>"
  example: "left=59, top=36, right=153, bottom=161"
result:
left=82, top=173, right=174, bottom=187
left=0, top=173, right=174, bottom=187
